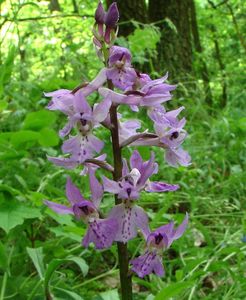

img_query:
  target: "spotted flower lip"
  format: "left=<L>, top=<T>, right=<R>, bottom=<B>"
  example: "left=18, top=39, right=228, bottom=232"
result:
left=44, top=173, right=118, bottom=249
left=130, top=213, right=188, bottom=277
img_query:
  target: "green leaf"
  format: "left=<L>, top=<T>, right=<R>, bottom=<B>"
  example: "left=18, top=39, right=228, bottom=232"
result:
left=100, top=289, right=120, bottom=300
left=10, top=130, right=40, bottom=148
left=54, top=287, right=84, bottom=300
left=0, top=242, right=8, bottom=271
left=38, top=128, right=59, bottom=147
left=44, top=256, right=88, bottom=296
left=154, top=281, right=194, bottom=300
left=26, top=247, right=45, bottom=280
left=0, top=201, right=42, bottom=233
left=23, top=110, right=57, bottom=131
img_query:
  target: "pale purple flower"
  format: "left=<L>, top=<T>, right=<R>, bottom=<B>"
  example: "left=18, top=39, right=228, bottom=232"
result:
left=45, top=68, right=107, bottom=112
left=106, top=46, right=137, bottom=91
left=44, top=173, right=118, bottom=249
left=47, top=89, right=111, bottom=167
left=103, top=151, right=179, bottom=243
left=132, top=105, right=191, bottom=167
left=99, top=73, right=176, bottom=109
left=130, top=213, right=188, bottom=277
left=102, top=150, right=179, bottom=200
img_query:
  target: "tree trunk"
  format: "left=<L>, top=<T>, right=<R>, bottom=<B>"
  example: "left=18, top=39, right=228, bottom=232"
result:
left=189, top=0, right=213, bottom=107
left=209, top=24, right=227, bottom=108
left=149, top=0, right=193, bottom=81
left=49, top=0, right=61, bottom=12
left=106, top=0, right=148, bottom=37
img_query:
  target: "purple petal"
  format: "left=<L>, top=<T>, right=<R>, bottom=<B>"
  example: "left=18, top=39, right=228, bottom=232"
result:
left=109, top=204, right=149, bottom=243
left=173, top=213, right=189, bottom=240
left=88, top=168, right=103, bottom=208
left=165, top=147, right=191, bottom=167
left=104, top=3, right=119, bottom=28
left=122, top=158, right=130, bottom=177
left=102, top=176, right=121, bottom=194
left=145, top=182, right=179, bottom=193
left=66, top=177, right=85, bottom=205
left=138, top=152, right=156, bottom=187
left=82, top=68, right=107, bottom=97
left=108, top=46, right=131, bottom=66
left=44, top=200, right=73, bottom=215
left=95, top=1, right=105, bottom=24
left=130, top=150, right=143, bottom=171
left=93, top=97, right=111, bottom=123
left=73, top=90, right=92, bottom=114
left=82, top=218, right=118, bottom=249
left=130, top=251, right=164, bottom=278
left=87, top=134, right=104, bottom=153
left=47, top=156, right=78, bottom=169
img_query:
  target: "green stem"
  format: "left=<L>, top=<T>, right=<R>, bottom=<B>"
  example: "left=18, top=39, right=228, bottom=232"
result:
left=0, top=272, right=8, bottom=300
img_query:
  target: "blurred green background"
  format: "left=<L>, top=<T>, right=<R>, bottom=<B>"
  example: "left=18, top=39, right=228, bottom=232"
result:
left=0, top=0, right=245, bottom=299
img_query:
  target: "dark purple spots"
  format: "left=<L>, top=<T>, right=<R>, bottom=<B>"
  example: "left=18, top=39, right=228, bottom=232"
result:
left=170, top=131, right=179, bottom=140
left=126, top=188, right=131, bottom=196
left=80, top=205, right=89, bottom=215
left=155, top=233, right=163, bottom=245
left=80, top=119, right=87, bottom=126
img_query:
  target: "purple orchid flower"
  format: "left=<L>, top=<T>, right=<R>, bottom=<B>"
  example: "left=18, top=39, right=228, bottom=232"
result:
left=99, top=73, right=176, bottom=110
left=47, top=89, right=111, bottom=167
left=45, top=68, right=107, bottom=110
left=103, top=151, right=179, bottom=243
left=132, top=105, right=191, bottom=167
left=106, top=46, right=137, bottom=91
left=103, top=150, right=179, bottom=200
left=130, top=213, right=188, bottom=278
left=44, top=173, right=118, bottom=249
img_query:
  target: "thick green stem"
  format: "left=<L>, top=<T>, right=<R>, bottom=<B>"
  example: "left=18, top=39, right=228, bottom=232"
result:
left=109, top=91, right=133, bottom=299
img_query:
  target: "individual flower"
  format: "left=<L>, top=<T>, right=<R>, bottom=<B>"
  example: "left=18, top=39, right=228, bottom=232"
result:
left=130, top=213, right=188, bottom=278
left=103, top=151, right=179, bottom=243
left=44, top=173, right=118, bottom=249
left=44, top=68, right=107, bottom=111
left=47, top=89, right=111, bottom=167
left=99, top=73, right=176, bottom=110
left=132, top=105, right=191, bottom=167
left=106, top=46, right=137, bottom=91
left=103, top=150, right=179, bottom=200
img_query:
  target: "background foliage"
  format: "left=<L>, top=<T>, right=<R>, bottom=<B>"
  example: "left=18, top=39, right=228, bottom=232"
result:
left=0, top=0, right=245, bottom=299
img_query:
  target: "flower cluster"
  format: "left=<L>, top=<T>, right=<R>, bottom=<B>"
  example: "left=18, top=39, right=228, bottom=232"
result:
left=44, top=2, right=190, bottom=278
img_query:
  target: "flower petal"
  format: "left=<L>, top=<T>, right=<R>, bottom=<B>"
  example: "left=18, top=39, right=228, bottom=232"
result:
left=66, top=177, right=85, bottom=205
left=145, top=181, right=179, bottom=193
left=82, top=218, right=118, bottom=249
left=88, top=168, right=103, bottom=208
left=44, top=200, right=73, bottom=215
left=102, top=176, right=121, bottom=194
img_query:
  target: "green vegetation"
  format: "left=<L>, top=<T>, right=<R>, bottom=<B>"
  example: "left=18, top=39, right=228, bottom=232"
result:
left=0, top=0, right=245, bottom=299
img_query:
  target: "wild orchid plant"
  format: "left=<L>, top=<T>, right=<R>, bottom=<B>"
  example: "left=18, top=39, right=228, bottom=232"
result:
left=44, top=2, right=190, bottom=299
